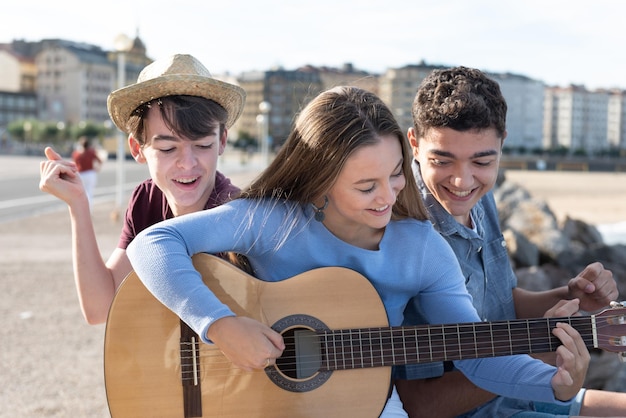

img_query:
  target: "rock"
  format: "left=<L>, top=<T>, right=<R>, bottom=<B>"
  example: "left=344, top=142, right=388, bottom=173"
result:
left=504, top=198, right=569, bottom=261
left=495, top=170, right=626, bottom=393
left=562, top=216, right=604, bottom=246
left=516, top=264, right=571, bottom=291
left=502, top=228, right=540, bottom=267
left=515, top=266, right=553, bottom=291
left=492, top=179, right=532, bottom=225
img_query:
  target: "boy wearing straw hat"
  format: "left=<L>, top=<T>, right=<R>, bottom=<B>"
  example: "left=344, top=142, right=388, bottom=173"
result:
left=39, top=54, right=246, bottom=324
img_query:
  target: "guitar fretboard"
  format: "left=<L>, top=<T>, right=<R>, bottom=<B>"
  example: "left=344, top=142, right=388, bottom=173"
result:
left=319, top=316, right=595, bottom=370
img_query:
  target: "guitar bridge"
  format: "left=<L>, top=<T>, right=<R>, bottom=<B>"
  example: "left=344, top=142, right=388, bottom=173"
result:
left=180, top=320, right=202, bottom=417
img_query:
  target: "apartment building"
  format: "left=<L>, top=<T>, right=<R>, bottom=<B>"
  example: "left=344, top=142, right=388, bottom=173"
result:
left=378, top=62, right=445, bottom=134
left=544, top=86, right=611, bottom=153
left=0, top=48, right=38, bottom=133
left=306, top=63, right=379, bottom=94
left=2, top=34, right=625, bottom=155
left=377, top=63, right=546, bottom=151
left=236, top=63, right=622, bottom=154
left=36, top=38, right=150, bottom=125
left=237, top=68, right=324, bottom=147
left=232, top=63, right=383, bottom=147
left=0, top=48, right=36, bottom=92
left=491, top=72, right=545, bottom=151
left=608, top=89, right=626, bottom=150
left=36, top=40, right=113, bottom=124
left=0, top=90, right=37, bottom=129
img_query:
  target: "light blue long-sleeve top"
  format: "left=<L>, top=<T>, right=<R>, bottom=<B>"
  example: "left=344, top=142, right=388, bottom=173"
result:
left=126, top=197, right=571, bottom=405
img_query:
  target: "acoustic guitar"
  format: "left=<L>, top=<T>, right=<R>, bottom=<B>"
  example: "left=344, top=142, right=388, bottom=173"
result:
left=104, top=253, right=626, bottom=417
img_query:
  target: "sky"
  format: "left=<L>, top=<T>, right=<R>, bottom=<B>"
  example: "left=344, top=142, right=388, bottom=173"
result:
left=4, top=0, right=626, bottom=90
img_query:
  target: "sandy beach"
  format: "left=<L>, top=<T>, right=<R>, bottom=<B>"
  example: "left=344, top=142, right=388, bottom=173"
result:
left=1, top=167, right=625, bottom=417
left=503, top=169, right=626, bottom=226
left=0, top=163, right=260, bottom=418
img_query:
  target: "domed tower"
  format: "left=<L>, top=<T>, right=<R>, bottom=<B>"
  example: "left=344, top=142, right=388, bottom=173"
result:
left=129, top=29, right=147, bottom=56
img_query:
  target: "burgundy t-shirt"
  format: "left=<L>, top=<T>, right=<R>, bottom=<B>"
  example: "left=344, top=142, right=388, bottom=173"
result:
left=117, top=171, right=240, bottom=249
left=72, top=148, right=101, bottom=172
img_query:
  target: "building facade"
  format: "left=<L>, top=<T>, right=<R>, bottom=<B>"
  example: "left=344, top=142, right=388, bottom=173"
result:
left=36, top=41, right=113, bottom=124
left=0, top=48, right=36, bottom=93
left=608, top=89, right=626, bottom=151
left=492, top=72, right=545, bottom=151
left=378, top=62, right=445, bottom=134
left=0, top=47, right=38, bottom=137
left=2, top=35, right=625, bottom=156
left=237, top=68, right=324, bottom=147
left=544, top=86, right=611, bottom=153
left=35, top=38, right=150, bottom=126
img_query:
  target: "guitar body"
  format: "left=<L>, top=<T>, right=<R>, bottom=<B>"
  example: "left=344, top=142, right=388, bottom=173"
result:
left=105, top=253, right=392, bottom=417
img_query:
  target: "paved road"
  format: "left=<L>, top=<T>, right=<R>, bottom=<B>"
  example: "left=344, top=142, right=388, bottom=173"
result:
left=0, top=152, right=264, bottom=223
left=0, top=151, right=264, bottom=417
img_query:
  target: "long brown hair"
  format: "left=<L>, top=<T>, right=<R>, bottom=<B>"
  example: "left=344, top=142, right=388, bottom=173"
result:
left=240, top=86, right=427, bottom=221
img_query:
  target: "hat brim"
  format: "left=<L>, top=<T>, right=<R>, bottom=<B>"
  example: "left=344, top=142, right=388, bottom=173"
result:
left=107, top=74, right=246, bottom=132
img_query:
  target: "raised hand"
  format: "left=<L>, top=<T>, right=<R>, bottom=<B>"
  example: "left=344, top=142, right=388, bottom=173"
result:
left=568, top=262, right=618, bottom=312
left=39, top=146, right=86, bottom=206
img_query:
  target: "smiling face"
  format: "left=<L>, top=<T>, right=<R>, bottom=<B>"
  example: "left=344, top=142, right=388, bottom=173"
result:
left=322, top=134, right=406, bottom=249
left=410, top=126, right=503, bottom=227
left=131, top=105, right=226, bottom=216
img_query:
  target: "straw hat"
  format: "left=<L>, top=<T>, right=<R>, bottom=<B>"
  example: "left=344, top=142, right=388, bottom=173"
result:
left=107, top=54, right=246, bottom=132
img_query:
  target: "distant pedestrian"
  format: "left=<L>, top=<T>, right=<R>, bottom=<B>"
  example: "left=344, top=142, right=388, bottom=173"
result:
left=71, top=137, right=102, bottom=207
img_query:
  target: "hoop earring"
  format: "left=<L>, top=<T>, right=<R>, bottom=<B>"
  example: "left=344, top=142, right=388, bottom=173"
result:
left=311, top=196, right=329, bottom=222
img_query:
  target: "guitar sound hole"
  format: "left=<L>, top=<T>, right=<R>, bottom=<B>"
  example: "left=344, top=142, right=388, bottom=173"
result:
left=266, top=314, right=332, bottom=393
left=278, top=328, right=320, bottom=379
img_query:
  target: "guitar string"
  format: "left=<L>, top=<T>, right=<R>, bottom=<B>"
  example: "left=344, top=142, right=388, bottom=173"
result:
left=178, top=318, right=609, bottom=364
left=172, top=315, right=619, bottom=380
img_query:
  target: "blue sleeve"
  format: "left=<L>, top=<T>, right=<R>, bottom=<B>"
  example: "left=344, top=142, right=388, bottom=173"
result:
left=454, top=356, right=569, bottom=405
left=126, top=200, right=268, bottom=343
left=400, top=231, right=569, bottom=405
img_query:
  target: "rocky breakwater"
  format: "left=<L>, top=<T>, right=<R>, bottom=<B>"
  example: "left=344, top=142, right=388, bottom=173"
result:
left=494, top=170, right=626, bottom=392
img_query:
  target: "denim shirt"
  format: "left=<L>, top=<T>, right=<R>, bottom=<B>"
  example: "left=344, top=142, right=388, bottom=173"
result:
left=397, top=162, right=529, bottom=416
left=399, top=162, right=582, bottom=416
left=423, top=189, right=516, bottom=322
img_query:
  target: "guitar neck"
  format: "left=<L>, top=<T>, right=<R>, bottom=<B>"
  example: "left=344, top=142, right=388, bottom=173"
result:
left=319, top=315, right=596, bottom=370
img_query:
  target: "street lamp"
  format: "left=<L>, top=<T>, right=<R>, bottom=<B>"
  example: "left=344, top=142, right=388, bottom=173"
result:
left=257, top=101, right=272, bottom=166
left=111, top=33, right=132, bottom=221
left=23, top=121, right=32, bottom=142
left=56, top=121, right=65, bottom=146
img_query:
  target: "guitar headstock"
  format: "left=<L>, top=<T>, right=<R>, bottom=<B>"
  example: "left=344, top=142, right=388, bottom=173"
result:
left=594, top=302, right=626, bottom=361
